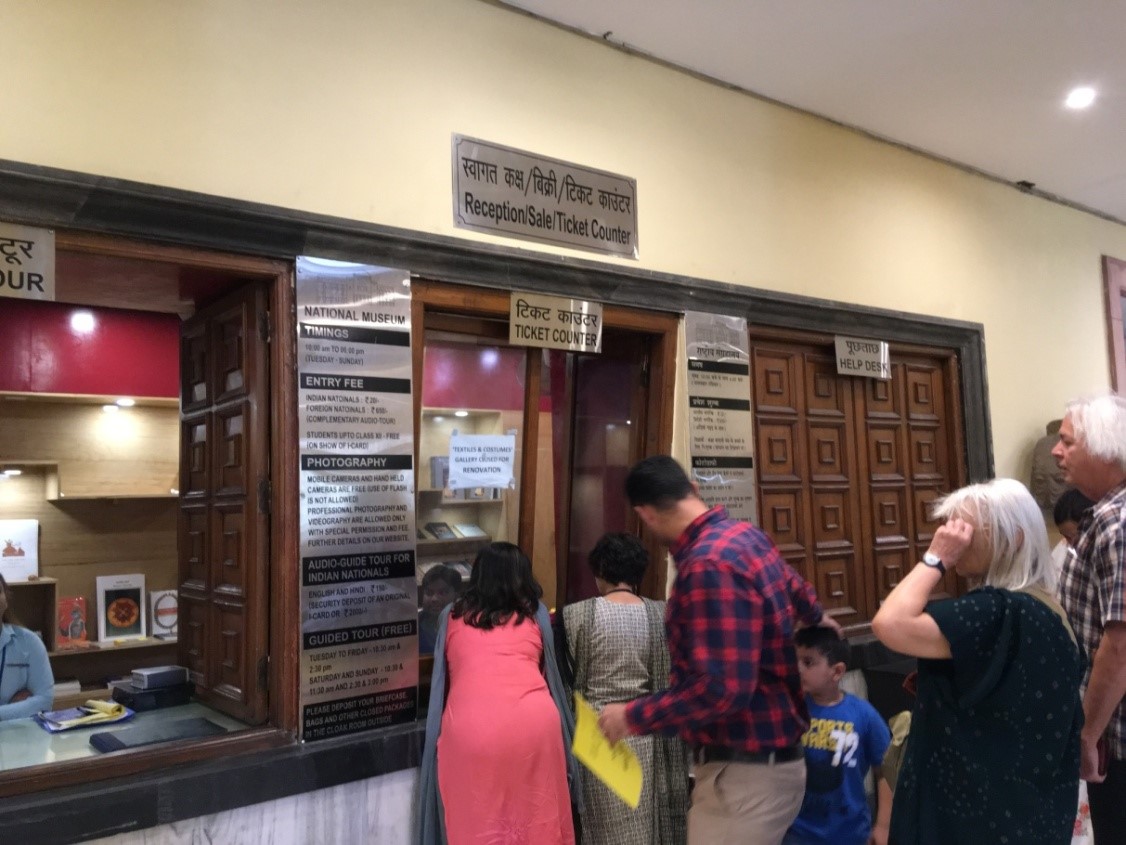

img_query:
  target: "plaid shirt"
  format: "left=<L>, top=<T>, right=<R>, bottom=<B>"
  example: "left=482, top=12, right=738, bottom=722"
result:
left=1059, top=481, right=1126, bottom=758
left=625, top=506, right=823, bottom=752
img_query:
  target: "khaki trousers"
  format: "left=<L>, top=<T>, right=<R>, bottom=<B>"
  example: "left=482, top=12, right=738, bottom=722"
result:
left=687, top=757, right=806, bottom=845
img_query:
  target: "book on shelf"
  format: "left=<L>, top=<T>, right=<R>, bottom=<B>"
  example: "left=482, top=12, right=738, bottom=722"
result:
left=149, top=589, right=179, bottom=638
left=52, top=678, right=82, bottom=696
left=429, top=455, right=450, bottom=490
left=57, top=596, right=89, bottom=647
left=95, top=574, right=147, bottom=643
left=452, top=523, right=488, bottom=539
left=425, top=522, right=458, bottom=541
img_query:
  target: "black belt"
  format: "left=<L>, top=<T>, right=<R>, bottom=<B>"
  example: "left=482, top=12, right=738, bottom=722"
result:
left=693, top=744, right=803, bottom=765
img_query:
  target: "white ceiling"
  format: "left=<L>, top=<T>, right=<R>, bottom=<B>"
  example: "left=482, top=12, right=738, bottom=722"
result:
left=499, top=0, right=1126, bottom=224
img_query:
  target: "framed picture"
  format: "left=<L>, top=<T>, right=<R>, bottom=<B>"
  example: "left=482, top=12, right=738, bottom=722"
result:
left=1104, top=255, right=1126, bottom=394
left=96, top=574, right=147, bottom=643
left=0, top=519, right=39, bottom=582
left=149, top=589, right=179, bottom=638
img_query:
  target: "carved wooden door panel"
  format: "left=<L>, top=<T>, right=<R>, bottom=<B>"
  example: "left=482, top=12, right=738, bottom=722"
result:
left=856, top=354, right=962, bottom=605
left=752, top=332, right=965, bottom=628
left=179, top=283, right=270, bottom=724
left=752, top=341, right=869, bottom=626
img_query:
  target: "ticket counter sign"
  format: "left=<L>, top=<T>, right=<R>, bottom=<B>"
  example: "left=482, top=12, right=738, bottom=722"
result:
left=0, top=222, right=54, bottom=300
left=296, top=257, right=419, bottom=741
left=509, top=291, right=603, bottom=353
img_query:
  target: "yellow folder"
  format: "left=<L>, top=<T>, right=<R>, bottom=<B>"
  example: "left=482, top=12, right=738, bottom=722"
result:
left=571, top=693, right=643, bottom=809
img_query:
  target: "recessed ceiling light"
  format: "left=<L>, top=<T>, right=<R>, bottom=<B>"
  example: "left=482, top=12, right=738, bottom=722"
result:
left=70, top=310, right=96, bottom=333
left=1065, top=86, right=1096, bottom=109
left=102, top=404, right=120, bottom=413
left=115, top=397, right=136, bottom=407
left=3, top=469, right=22, bottom=476
left=454, top=410, right=469, bottom=417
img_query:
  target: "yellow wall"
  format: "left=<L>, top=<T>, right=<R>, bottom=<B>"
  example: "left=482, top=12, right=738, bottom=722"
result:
left=6, top=0, right=1126, bottom=479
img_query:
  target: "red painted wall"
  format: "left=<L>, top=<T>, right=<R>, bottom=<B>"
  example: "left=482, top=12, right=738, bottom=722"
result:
left=0, top=299, right=179, bottom=397
left=422, top=342, right=527, bottom=411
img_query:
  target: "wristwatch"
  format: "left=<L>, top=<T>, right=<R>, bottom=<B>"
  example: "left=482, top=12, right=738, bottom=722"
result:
left=922, top=552, right=946, bottom=574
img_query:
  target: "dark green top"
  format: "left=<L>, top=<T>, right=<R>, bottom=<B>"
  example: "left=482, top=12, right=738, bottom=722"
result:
left=890, top=587, right=1082, bottom=845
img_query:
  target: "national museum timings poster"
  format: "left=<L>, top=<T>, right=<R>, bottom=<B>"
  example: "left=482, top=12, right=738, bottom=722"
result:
left=296, top=258, right=419, bottom=741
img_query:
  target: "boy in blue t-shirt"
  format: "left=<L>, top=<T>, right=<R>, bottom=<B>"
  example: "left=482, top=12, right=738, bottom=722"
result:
left=784, top=626, right=892, bottom=845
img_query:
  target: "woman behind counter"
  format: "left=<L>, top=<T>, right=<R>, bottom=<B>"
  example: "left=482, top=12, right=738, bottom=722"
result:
left=560, top=532, right=688, bottom=845
left=416, top=542, right=581, bottom=845
left=872, top=478, right=1082, bottom=845
left=0, top=572, right=54, bottom=721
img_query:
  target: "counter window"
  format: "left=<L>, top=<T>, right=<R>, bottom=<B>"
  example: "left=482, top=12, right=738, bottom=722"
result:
left=0, top=236, right=295, bottom=796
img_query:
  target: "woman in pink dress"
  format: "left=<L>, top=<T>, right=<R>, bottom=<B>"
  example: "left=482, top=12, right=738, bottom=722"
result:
left=416, top=542, right=580, bottom=845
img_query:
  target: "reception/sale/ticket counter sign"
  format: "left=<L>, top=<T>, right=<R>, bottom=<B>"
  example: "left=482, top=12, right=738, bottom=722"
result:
left=453, top=134, right=638, bottom=259
left=296, top=257, right=419, bottom=741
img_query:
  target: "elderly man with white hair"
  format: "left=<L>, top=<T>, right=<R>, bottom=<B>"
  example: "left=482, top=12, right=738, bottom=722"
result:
left=1052, top=393, right=1126, bottom=839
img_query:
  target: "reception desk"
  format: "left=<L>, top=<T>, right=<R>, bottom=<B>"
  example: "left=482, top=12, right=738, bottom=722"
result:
left=0, top=702, right=246, bottom=773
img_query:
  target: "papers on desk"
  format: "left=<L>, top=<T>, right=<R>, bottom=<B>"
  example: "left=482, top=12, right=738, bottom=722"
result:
left=571, top=692, right=643, bottom=809
left=35, top=699, right=135, bottom=733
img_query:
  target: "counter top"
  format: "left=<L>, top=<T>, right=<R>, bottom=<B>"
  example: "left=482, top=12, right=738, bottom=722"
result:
left=0, top=702, right=245, bottom=773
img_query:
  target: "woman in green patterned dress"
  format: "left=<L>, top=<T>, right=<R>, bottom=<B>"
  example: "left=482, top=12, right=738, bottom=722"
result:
left=560, top=533, right=689, bottom=845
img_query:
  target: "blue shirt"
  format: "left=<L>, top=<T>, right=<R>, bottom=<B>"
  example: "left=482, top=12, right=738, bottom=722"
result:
left=788, top=692, right=891, bottom=845
left=0, top=624, right=54, bottom=720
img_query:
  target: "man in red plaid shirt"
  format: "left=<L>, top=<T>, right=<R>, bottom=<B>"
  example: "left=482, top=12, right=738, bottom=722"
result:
left=599, top=455, right=839, bottom=844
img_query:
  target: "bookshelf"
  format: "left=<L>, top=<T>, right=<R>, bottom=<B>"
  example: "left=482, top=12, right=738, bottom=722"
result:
left=51, top=639, right=178, bottom=688
left=416, top=407, right=520, bottom=582
left=6, top=578, right=178, bottom=690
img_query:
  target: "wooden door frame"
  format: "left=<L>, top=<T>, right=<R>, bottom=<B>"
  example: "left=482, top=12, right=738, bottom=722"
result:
left=57, top=231, right=300, bottom=732
left=410, top=280, right=679, bottom=601
left=0, top=232, right=296, bottom=800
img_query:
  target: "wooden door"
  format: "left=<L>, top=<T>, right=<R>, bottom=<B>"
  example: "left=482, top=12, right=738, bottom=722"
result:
left=752, top=340, right=869, bottom=626
left=559, top=330, right=655, bottom=604
left=857, top=354, right=962, bottom=605
left=752, top=333, right=965, bottom=628
left=179, top=283, right=271, bottom=724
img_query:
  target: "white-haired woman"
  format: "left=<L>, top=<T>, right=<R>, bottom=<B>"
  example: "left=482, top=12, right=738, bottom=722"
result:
left=872, top=478, right=1082, bottom=845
